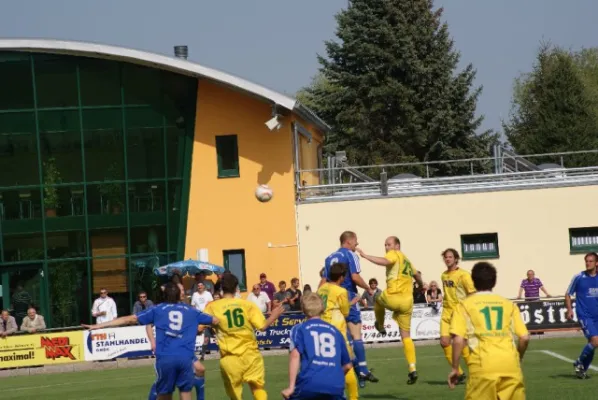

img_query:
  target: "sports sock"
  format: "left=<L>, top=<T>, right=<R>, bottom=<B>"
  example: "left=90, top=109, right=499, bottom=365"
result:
left=193, top=376, right=205, bottom=400
left=345, top=368, right=359, bottom=400
left=148, top=382, right=158, bottom=400
left=461, top=344, right=471, bottom=364
left=403, top=337, right=417, bottom=372
left=579, top=343, right=596, bottom=371
left=374, top=301, right=385, bottom=330
left=352, top=339, right=368, bottom=375
left=443, top=345, right=463, bottom=375
left=252, top=387, right=267, bottom=400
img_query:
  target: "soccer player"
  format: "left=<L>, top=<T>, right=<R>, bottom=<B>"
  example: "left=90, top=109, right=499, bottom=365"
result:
left=357, top=236, right=422, bottom=384
left=203, top=272, right=284, bottom=400
left=281, top=292, right=353, bottom=400
left=448, top=262, right=530, bottom=400
left=318, top=263, right=361, bottom=400
left=439, top=248, right=476, bottom=383
left=82, top=283, right=218, bottom=400
left=319, top=231, right=378, bottom=387
left=566, top=252, right=598, bottom=379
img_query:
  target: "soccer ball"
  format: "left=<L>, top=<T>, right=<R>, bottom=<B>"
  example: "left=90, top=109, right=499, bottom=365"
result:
left=255, top=184, right=273, bottom=202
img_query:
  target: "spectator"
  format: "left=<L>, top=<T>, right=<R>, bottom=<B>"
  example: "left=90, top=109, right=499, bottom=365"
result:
left=213, top=292, right=222, bottom=301
left=133, top=291, right=155, bottom=314
left=274, top=281, right=291, bottom=312
left=0, top=310, right=17, bottom=337
left=91, top=288, right=118, bottom=324
left=361, top=278, right=382, bottom=308
left=191, top=282, right=214, bottom=312
left=11, top=284, right=32, bottom=323
left=426, top=281, right=443, bottom=304
left=193, top=271, right=215, bottom=295
left=303, top=284, right=312, bottom=295
left=259, top=273, right=276, bottom=301
left=287, top=278, right=302, bottom=312
left=413, top=272, right=428, bottom=304
left=247, top=284, right=272, bottom=314
left=518, top=270, right=551, bottom=300
left=20, top=307, right=46, bottom=333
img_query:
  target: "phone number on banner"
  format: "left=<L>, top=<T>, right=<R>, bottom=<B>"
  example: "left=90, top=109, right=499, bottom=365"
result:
left=360, top=305, right=442, bottom=343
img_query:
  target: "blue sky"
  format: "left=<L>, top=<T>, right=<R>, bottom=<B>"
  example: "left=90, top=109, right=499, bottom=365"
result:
left=1, top=0, right=597, bottom=133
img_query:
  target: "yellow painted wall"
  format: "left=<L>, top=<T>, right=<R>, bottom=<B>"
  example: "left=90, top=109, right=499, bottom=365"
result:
left=185, top=79, right=300, bottom=292
left=297, top=185, right=598, bottom=298
left=294, top=116, right=324, bottom=187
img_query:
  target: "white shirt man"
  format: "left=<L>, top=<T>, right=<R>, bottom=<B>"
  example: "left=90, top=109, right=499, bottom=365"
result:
left=91, top=288, right=118, bottom=324
left=247, top=284, right=271, bottom=313
left=191, top=282, right=213, bottom=312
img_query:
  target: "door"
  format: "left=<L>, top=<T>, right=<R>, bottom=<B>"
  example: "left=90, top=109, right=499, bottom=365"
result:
left=2, top=263, right=46, bottom=327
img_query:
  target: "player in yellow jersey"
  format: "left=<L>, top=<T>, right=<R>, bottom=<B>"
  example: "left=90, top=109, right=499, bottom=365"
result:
left=203, top=273, right=284, bottom=400
left=439, top=248, right=476, bottom=384
left=317, top=263, right=361, bottom=400
left=357, top=236, right=422, bottom=385
left=448, top=261, right=530, bottom=400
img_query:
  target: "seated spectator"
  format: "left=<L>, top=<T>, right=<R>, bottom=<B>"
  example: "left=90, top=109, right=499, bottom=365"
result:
left=426, top=281, right=443, bottom=304
left=20, top=307, right=46, bottom=333
left=361, top=278, right=382, bottom=308
left=303, top=284, right=312, bottom=295
left=518, top=270, right=551, bottom=300
left=274, top=281, right=291, bottom=312
left=247, top=284, right=271, bottom=313
left=133, top=291, right=155, bottom=314
left=413, top=272, right=428, bottom=304
left=0, top=310, right=17, bottom=337
left=287, top=278, right=302, bottom=312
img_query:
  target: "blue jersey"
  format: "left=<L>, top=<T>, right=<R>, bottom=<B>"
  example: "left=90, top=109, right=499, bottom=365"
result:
left=289, top=318, right=350, bottom=397
left=567, top=271, right=598, bottom=320
left=324, top=247, right=361, bottom=294
left=137, top=303, right=213, bottom=358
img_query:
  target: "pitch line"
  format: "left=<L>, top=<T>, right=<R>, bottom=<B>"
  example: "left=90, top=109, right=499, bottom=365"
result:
left=539, top=350, right=598, bottom=371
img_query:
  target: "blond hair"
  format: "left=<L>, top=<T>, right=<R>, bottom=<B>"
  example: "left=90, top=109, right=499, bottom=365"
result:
left=301, top=293, right=324, bottom=317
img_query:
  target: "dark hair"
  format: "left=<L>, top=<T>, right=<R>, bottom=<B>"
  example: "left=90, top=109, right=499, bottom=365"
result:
left=389, top=236, right=400, bottom=246
left=584, top=252, right=598, bottom=262
left=319, top=267, right=326, bottom=278
left=221, top=272, right=239, bottom=295
left=329, top=263, right=348, bottom=282
left=279, top=280, right=286, bottom=286
left=171, top=274, right=181, bottom=284
left=369, top=278, right=378, bottom=285
left=291, top=278, right=299, bottom=284
left=303, top=284, right=312, bottom=292
left=339, top=231, right=356, bottom=245
left=163, top=282, right=181, bottom=304
left=441, top=248, right=461, bottom=260
left=471, top=262, right=497, bottom=291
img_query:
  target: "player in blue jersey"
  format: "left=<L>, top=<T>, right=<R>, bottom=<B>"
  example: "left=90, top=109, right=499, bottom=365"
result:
left=319, top=231, right=379, bottom=387
left=282, top=292, right=353, bottom=400
left=566, top=252, right=598, bottom=379
left=83, top=283, right=218, bottom=400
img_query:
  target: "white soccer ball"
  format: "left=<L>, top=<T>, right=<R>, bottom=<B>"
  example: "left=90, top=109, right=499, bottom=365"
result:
left=255, top=184, right=273, bottom=202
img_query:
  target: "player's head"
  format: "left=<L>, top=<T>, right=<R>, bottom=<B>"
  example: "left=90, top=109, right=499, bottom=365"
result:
left=340, top=231, right=358, bottom=251
left=471, top=262, right=497, bottom=292
left=329, top=263, right=348, bottom=284
left=163, top=282, right=182, bottom=304
left=384, top=236, right=401, bottom=252
left=442, top=248, right=460, bottom=268
left=221, top=272, right=239, bottom=295
left=584, top=252, right=598, bottom=272
left=302, top=293, right=324, bottom=318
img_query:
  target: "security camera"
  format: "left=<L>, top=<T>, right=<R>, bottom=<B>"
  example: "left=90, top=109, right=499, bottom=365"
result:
left=265, top=115, right=282, bottom=131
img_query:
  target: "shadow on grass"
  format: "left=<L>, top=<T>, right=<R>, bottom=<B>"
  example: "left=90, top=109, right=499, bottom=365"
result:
left=549, top=374, right=579, bottom=379
left=426, top=380, right=451, bottom=386
left=361, top=395, right=408, bottom=400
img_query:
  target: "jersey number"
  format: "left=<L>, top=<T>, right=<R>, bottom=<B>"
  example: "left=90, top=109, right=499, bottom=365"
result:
left=480, top=306, right=503, bottom=330
left=310, top=331, right=336, bottom=358
left=168, top=310, right=183, bottom=331
left=223, top=308, right=245, bottom=328
left=402, top=260, right=414, bottom=277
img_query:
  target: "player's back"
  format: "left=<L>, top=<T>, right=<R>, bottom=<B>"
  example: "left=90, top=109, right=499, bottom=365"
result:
left=325, top=248, right=359, bottom=293
left=567, top=271, right=598, bottom=319
left=442, top=268, right=475, bottom=310
left=317, top=283, right=349, bottom=331
left=203, top=297, right=265, bottom=357
left=385, top=249, right=416, bottom=296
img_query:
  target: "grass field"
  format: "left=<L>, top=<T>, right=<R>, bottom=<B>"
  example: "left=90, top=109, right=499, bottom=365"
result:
left=2, top=336, right=596, bottom=399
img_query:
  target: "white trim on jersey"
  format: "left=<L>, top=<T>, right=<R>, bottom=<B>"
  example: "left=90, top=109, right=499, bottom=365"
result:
left=350, top=251, right=361, bottom=273
left=567, top=272, right=584, bottom=296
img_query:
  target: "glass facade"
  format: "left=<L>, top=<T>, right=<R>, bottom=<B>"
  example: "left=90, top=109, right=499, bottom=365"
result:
left=0, top=52, right=197, bottom=327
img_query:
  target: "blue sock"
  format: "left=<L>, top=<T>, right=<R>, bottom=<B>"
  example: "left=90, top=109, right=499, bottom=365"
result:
left=148, top=383, right=157, bottom=400
left=194, top=376, right=205, bottom=400
left=580, top=343, right=596, bottom=371
left=352, top=339, right=368, bottom=376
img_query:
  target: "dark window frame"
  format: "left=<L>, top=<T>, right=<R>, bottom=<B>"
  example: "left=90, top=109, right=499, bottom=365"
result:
left=461, top=233, right=500, bottom=260
left=215, top=135, right=240, bottom=178
left=569, top=227, right=598, bottom=254
left=223, top=249, right=247, bottom=292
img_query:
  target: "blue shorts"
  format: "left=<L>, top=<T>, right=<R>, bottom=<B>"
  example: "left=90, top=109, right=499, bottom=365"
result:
left=289, top=389, right=345, bottom=400
left=579, top=317, right=598, bottom=340
left=346, top=292, right=361, bottom=324
left=155, top=355, right=194, bottom=395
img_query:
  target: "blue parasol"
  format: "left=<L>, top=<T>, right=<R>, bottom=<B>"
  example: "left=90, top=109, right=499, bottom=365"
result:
left=154, top=259, right=225, bottom=277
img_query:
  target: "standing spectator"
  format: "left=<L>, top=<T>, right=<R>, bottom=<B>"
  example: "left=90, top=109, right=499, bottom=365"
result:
left=361, top=278, right=382, bottom=308
left=20, top=307, right=46, bottom=333
left=247, top=284, right=272, bottom=313
left=274, top=281, right=291, bottom=312
left=191, top=282, right=214, bottom=312
left=11, top=284, right=32, bottom=323
left=193, top=271, right=215, bottom=294
left=287, top=278, right=302, bottom=312
left=213, top=292, right=222, bottom=301
left=303, top=284, right=312, bottom=295
left=259, top=273, right=276, bottom=301
left=518, top=270, right=551, bottom=300
left=133, top=291, right=154, bottom=314
left=426, top=281, right=443, bottom=304
left=0, top=310, right=17, bottom=337
left=91, top=288, right=118, bottom=324
left=413, top=272, right=428, bottom=304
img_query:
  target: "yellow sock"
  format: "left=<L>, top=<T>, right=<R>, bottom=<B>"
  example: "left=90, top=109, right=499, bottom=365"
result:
left=403, top=337, right=417, bottom=372
left=252, top=387, right=267, bottom=400
left=443, top=345, right=463, bottom=375
left=461, top=345, right=471, bottom=364
left=345, top=368, right=359, bottom=400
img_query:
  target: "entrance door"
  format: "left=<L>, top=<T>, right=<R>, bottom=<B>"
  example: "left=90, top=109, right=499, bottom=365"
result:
left=2, top=264, right=46, bottom=327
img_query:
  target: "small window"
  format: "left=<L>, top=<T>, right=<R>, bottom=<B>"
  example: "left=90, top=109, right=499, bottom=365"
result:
left=216, top=135, right=239, bottom=178
left=223, top=249, right=247, bottom=291
left=569, top=227, right=598, bottom=254
left=461, top=233, right=499, bottom=260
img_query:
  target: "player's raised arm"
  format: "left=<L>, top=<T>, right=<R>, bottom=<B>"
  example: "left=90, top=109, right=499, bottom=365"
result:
left=81, top=314, right=139, bottom=330
left=356, top=248, right=394, bottom=267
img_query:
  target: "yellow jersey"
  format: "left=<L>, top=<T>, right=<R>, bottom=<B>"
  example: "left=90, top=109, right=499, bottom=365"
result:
left=384, top=250, right=417, bottom=295
left=203, top=298, right=266, bottom=357
left=317, top=283, right=350, bottom=331
left=450, top=292, right=528, bottom=374
left=441, top=268, right=476, bottom=311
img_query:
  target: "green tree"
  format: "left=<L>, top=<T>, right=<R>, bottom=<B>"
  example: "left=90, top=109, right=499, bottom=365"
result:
left=299, top=0, right=496, bottom=176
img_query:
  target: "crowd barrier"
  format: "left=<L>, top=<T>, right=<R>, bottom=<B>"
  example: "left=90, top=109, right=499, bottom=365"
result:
left=0, top=298, right=580, bottom=369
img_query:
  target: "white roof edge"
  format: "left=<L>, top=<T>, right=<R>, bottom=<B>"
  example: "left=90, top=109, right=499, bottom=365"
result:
left=0, top=38, right=330, bottom=132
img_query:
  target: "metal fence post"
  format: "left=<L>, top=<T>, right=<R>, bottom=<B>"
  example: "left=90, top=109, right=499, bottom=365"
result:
left=380, top=171, right=388, bottom=196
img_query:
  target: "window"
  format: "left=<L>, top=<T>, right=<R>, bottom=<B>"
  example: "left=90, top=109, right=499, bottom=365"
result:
left=223, top=249, right=247, bottom=291
left=216, top=135, right=239, bottom=178
left=461, top=233, right=499, bottom=260
left=569, top=227, right=598, bottom=254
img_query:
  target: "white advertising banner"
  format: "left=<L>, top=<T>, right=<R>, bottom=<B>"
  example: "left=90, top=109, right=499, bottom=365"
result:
left=84, top=325, right=153, bottom=361
left=361, top=304, right=441, bottom=343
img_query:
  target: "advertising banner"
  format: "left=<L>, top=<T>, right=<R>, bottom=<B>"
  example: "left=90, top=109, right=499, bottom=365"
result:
left=361, top=304, right=442, bottom=343
left=516, top=298, right=579, bottom=331
left=83, top=325, right=153, bottom=361
left=0, top=331, right=84, bottom=369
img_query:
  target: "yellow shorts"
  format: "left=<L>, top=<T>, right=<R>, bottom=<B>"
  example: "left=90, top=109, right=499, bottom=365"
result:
left=376, top=291, right=413, bottom=331
left=440, top=309, right=454, bottom=337
left=219, top=351, right=265, bottom=400
left=465, top=373, right=525, bottom=400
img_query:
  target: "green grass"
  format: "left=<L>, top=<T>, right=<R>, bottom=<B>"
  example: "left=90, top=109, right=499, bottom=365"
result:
left=2, top=337, right=596, bottom=399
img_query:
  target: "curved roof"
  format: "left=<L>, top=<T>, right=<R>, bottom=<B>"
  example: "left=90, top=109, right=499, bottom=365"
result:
left=0, top=38, right=329, bottom=132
